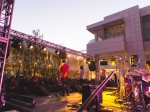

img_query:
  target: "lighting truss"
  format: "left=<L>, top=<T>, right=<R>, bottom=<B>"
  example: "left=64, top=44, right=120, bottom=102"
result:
left=0, top=26, right=95, bottom=60
left=0, top=0, right=15, bottom=94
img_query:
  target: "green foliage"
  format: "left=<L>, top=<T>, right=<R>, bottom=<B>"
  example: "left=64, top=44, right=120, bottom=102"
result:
left=7, top=42, right=61, bottom=78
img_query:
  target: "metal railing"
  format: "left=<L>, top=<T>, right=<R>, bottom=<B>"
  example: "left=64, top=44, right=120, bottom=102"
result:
left=77, top=71, right=116, bottom=112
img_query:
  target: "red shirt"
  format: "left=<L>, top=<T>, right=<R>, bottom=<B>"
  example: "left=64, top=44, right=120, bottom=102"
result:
left=60, top=63, right=69, bottom=77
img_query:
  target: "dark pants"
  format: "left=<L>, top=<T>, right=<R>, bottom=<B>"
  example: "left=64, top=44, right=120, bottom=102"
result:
left=144, top=94, right=150, bottom=106
left=80, top=78, right=83, bottom=87
left=61, top=77, right=68, bottom=95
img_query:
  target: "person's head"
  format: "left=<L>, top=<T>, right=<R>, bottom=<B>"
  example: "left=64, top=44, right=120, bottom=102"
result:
left=146, top=61, right=150, bottom=66
left=80, top=65, right=83, bottom=70
left=100, top=66, right=104, bottom=70
left=145, top=60, right=150, bottom=72
left=61, top=59, right=66, bottom=63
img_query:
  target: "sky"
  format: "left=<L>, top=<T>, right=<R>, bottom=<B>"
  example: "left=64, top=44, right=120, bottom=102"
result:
left=11, top=0, right=150, bottom=51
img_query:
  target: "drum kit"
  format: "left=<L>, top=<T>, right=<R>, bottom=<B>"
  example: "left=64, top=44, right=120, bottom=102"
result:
left=124, top=69, right=149, bottom=110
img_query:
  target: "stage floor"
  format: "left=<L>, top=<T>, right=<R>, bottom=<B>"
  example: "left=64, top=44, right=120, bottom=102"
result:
left=6, top=91, right=150, bottom=112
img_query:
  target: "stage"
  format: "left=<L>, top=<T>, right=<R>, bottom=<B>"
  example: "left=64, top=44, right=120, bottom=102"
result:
left=5, top=90, right=150, bottom=112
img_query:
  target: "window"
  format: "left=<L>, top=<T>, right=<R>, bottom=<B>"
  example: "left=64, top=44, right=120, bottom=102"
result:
left=142, top=15, right=150, bottom=41
left=103, top=23, right=125, bottom=39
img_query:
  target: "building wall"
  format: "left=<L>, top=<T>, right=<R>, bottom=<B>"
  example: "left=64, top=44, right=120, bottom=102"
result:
left=87, top=5, right=150, bottom=69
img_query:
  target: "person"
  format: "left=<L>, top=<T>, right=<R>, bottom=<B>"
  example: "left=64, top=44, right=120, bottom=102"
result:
left=79, top=65, right=84, bottom=87
left=59, top=59, right=70, bottom=96
left=145, top=60, right=150, bottom=73
left=100, top=66, right=106, bottom=82
left=95, top=71, right=99, bottom=85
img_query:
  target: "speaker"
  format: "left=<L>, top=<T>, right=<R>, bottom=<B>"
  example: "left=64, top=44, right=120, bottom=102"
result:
left=70, top=84, right=82, bottom=92
left=88, top=61, right=96, bottom=71
left=130, top=55, right=139, bottom=67
left=59, top=51, right=67, bottom=59
left=100, top=61, right=108, bottom=65
left=82, top=85, right=102, bottom=107
left=36, top=85, right=50, bottom=96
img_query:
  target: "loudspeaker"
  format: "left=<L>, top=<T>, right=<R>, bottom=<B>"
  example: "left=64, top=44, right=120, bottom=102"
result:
left=88, top=61, right=96, bottom=71
left=59, top=51, right=67, bottom=59
left=130, top=55, right=139, bottom=67
left=70, top=84, right=82, bottom=92
left=100, top=61, right=108, bottom=65
left=82, top=85, right=102, bottom=107
left=36, top=85, right=50, bottom=96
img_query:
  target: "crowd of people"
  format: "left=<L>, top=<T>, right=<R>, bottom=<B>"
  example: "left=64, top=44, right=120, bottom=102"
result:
left=3, top=59, right=118, bottom=96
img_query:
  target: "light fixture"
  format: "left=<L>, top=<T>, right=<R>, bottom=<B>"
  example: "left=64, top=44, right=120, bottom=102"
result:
left=111, top=58, right=116, bottom=65
left=68, top=54, right=70, bottom=57
left=28, top=44, right=33, bottom=49
left=83, top=59, right=86, bottom=62
left=42, top=47, right=46, bottom=51
left=11, top=39, right=22, bottom=49
left=30, top=45, right=33, bottom=49
left=55, top=50, right=60, bottom=54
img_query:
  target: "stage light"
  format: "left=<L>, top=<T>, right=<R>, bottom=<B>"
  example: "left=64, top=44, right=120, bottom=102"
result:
left=111, top=59, right=116, bottom=65
left=76, top=57, right=79, bottom=60
left=7, top=0, right=14, bottom=4
left=55, top=50, right=60, bottom=54
left=67, top=54, right=70, bottom=57
left=11, top=39, right=22, bottom=49
left=28, top=44, right=33, bottom=49
left=42, top=47, right=46, bottom=51
left=83, top=59, right=86, bottom=62
left=30, top=45, right=33, bottom=49
left=86, top=58, right=91, bottom=64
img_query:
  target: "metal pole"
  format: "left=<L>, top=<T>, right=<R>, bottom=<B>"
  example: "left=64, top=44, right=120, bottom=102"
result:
left=77, top=71, right=116, bottom=112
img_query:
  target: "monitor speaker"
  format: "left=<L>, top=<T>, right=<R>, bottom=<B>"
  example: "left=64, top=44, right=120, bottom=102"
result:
left=100, top=61, right=108, bottom=65
left=88, top=61, right=96, bottom=71
left=82, top=85, right=102, bottom=107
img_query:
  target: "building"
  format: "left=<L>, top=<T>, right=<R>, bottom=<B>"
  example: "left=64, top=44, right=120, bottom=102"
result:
left=86, top=5, right=150, bottom=72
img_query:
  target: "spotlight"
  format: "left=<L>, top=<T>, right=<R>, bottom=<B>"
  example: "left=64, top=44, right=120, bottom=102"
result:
left=11, top=39, right=22, bottom=49
left=28, top=44, right=33, bottom=49
left=42, top=47, right=46, bottom=51
left=83, top=59, right=86, bottom=62
left=7, top=0, right=14, bottom=4
left=55, top=50, right=60, bottom=54
left=30, top=45, right=33, bottom=49
left=111, top=58, right=116, bottom=65
left=86, top=58, right=91, bottom=64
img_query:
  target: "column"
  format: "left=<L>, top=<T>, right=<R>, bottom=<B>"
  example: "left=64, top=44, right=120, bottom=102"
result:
left=94, top=31, right=98, bottom=42
left=94, top=31, right=99, bottom=84
left=95, top=54, right=99, bottom=84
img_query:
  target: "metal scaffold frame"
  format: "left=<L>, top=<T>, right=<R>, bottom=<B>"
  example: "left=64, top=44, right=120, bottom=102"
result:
left=0, top=0, right=15, bottom=94
left=0, top=26, right=95, bottom=60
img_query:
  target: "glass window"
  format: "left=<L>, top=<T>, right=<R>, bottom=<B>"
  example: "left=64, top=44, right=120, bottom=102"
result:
left=144, top=28, right=150, bottom=34
left=142, top=14, right=150, bottom=41
left=103, top=23, right=125, bottom=39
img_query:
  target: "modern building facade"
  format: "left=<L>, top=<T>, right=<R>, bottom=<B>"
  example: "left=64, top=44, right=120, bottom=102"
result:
left=86, top=5, right=150, bottom=72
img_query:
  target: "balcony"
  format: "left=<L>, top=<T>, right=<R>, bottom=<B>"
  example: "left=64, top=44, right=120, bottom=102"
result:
left=87, top=36, right=126, bottom=55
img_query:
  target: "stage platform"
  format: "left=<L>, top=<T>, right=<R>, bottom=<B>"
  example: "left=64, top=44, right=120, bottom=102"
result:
left=4, top=91, right=150, bottom=112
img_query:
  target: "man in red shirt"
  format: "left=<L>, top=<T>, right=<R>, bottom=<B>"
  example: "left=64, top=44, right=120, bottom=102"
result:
left=59, top=59, right=69, bottom=96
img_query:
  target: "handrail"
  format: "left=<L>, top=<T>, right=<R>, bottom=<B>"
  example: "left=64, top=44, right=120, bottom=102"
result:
left=77, top=71, right=116, bottom=112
